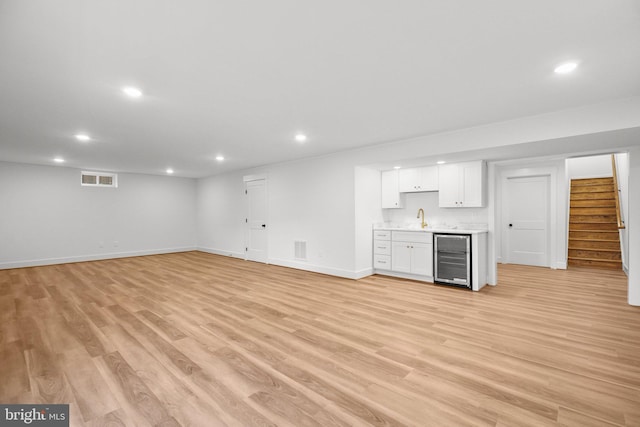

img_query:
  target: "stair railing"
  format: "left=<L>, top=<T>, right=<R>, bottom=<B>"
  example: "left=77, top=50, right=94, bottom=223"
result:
left=611, top=154, right=625, bottom=229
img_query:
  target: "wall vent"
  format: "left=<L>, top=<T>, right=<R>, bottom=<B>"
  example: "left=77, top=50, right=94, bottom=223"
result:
left=81, top=171, right=118, bottom=188
left=294, top=241, right=307, bottom=261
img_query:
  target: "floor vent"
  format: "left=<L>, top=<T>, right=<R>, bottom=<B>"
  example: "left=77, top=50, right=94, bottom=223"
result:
left=294, top=241, right=307, bottom=261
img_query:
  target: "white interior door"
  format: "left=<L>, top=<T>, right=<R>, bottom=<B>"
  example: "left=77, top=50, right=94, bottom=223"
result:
left=505, top=175, right=550, bottom=267
left=245, top=179, right=267, bottom=263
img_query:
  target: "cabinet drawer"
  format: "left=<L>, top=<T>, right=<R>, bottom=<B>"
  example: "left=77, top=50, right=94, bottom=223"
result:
left=374, top=254, right=391, bottom=269
left=392, top=231, right=432, bottom=243
left=373, top=240, right=391, bottom=255
left=373, top=230, right=391, bottom=240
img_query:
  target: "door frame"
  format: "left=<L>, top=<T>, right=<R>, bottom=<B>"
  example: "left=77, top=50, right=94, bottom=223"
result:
left=243, top=174, right=268, bottom=263
left=497, top=166, right=559, bottom=269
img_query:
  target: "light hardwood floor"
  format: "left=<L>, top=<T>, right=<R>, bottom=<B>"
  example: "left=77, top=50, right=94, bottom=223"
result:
left=1, top=252, right=639, bottom=426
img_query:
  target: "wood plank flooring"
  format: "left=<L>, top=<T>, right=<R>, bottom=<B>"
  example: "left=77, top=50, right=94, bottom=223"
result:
left=1, top=252, right=639, bottom=426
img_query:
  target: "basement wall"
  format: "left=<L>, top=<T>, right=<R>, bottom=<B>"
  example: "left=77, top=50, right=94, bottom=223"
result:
left=0, top=161, right=197, bottom=269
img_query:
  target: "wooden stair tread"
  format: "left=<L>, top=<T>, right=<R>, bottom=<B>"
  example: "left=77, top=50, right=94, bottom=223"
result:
left=567, top=256, right=622, bottom=262
left=571, top=178, right=613, bottom=184
left=568, top=230, right=618, bottom=233
left=570, top=238, right=620, bottom=242
left=568, top=175, right=621, bottom=271
left=568, top=246, right=621, bottom=252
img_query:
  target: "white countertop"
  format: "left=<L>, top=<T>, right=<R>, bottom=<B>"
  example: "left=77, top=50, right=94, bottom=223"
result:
left=374, top=226, right=488, bottom=235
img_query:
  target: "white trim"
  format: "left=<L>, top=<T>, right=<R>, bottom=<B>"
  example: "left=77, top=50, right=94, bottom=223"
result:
left=374, top=269, right=434, bottom=283
left=197, top=247, right=246, bottom=259
left=487, top=162, right=498, bottom=286
left=354, top=268, right=374, bottom=279
left=0, top=247, right=196, bottom=270
left=555, top=261, right=568, bottom=270
left=268, top=257, right=361, bottom=279
left=244, top=177, right=268, bottom=263
left=243, top=173, right=268, bottom=182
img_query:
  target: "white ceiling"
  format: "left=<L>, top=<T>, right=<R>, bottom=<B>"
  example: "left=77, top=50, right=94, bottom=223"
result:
left=1, top=0, right=639, bottom=177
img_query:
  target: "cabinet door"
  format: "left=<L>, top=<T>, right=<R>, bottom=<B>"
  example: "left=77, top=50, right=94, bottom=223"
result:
left=391, top=242, right=412, bottom=273
left=411, top=243, right=433, bottom=276
left=381, top=170, right=402, bottom=208
left=417, top=166, right=439, bottom=192
left=460, top=161, right=485, bottom=207
left=438, top=164, right=460, bottom=207
left=398, top=168, right=419, bottom=192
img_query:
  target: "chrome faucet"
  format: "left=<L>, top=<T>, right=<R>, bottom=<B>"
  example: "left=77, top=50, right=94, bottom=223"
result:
left=417, top=208, right=427, bottom=229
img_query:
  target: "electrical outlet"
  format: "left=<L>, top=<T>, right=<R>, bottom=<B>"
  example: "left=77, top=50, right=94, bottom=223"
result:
left=113, top=240, right=119, bottom=247
left=99, top=241, right=104, bottom=248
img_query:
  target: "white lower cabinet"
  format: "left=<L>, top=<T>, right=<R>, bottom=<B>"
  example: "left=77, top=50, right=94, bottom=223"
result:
left=373, top=230, right=392, bottom=270
left=373, top=229, right=487, bottom=291
left=392, top=241, right=432, bottom=276
left=410, top=242, right=432, bottom=276
left=391, top=242, right=411, bottom=273
left=373, top=230, right=433, bottom=279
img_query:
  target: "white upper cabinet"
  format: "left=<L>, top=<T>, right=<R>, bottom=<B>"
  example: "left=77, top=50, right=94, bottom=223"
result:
left=398, top=166, right=438, bottom=193
left=381, top=170, right=402, bottom=209
left=438, top=161, right=486, bottom=207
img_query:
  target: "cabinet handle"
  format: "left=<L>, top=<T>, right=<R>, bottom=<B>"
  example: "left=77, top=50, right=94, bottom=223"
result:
left=379, top=260, right=386, bottom=264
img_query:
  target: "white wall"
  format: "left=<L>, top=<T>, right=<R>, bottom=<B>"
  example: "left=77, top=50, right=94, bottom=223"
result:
left=627, top=148, right=640, bottom=306
left=0, top=161, right=197, bottom=269
left=566, top=154, right=612, bottom=179
left=382, top=191, right=488, bottom=229
left=266, top=156, right=356, bottom=276
left=354, top=167, right=384, bottom=276
left=615, top=153, right=629, bottom=271
left=196, top=170, right=246, bottom=257
left=197, top=155, right=359, bottom=278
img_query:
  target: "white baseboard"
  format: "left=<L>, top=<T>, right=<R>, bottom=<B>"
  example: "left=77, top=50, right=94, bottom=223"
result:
left=268, top=257, right=361, bottom=280
left=354, top=268, right=374, bottom=279
left=0, top=246, right=197, bottom=270
left=623, top=263, right=629, bottom=276
left=554, top=261, right=568, bottom=270
left=197, top=250, right=372, bottom=280
left=197, top=247, right=245, bottom=259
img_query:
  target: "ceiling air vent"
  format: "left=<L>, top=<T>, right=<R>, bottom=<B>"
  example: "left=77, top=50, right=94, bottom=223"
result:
left=81, top=171, right=118, bottom=188
left=294, top=241, right=307, bottom=261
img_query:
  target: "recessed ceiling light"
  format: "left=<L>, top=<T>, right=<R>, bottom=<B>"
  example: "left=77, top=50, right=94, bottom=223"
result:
left=393, top=166, right=401, bottom=169
left=53, top=157, right=65, bottom=163
left=295, top=133, right=307, bottom=143
left=75, top=134, right=91, bottom=142
left=437, top=161, right=446, bottom=165
left=554, top=62, right=578, bottom=74
left=122, top=86, right=143, bottom=98
left=215, top=155, right=224, bottom=161
left=166, top=168, right=174, bottom=174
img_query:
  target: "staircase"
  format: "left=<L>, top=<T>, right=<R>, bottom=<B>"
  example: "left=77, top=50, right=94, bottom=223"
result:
left=568, top=177, right=622, bottom=269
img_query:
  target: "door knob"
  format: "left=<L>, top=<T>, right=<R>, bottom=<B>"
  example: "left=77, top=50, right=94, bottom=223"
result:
left=262, top=224, right=266, bottom=228
left=509, top=224, right=513, bottom=227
